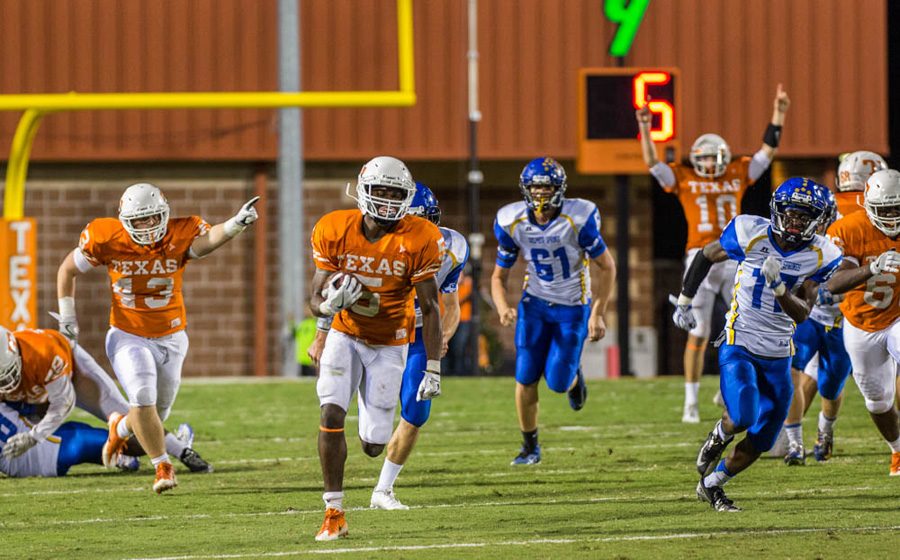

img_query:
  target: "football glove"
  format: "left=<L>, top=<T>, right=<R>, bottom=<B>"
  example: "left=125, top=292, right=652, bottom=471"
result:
left=761, top=256, right=786, bottom=296
left=668, top=294, right=697, bottom=332
left=3, top=432, right=37, bottom=459
left=49, top=311, right=79, bottom=343
left=416, top=370, right=441, bottom=402
left=816, top=285, right=844, bottom=306
left=224, top=196, right=261, bottom=236
left=319, top=274, right=362, bottom=316
left=870, top=250, right=900, bottom=275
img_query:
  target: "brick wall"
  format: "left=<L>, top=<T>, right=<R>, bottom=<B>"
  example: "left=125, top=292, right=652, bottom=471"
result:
left=22, top=161, right=655, bottom=376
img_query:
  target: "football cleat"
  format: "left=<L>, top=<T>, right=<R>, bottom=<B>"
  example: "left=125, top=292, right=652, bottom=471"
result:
left=696, top=425, right=732, bottom=476
left=682, top=403, right=700, bottom=424
left=567, top=369, right=587, bottom=411
left=890, top=452, right=900, bottom=477
left=102, top=412, right=129, bottom=469
left=153, top=462, right=178, bottom=494
left=784, top=442, right=806, bottom=466
left=180, top=448, right=214, bottom=473
left=370, top=489, right=410, bottom=510
left=315, top=508, right=349, bottom=541
left=511, top=445, right=541, bottom=466
left=696, top=478, right=741, bottom=512
left=812, top=431, right=833, bottom=462
left=116, top=454, right=140, bottom=472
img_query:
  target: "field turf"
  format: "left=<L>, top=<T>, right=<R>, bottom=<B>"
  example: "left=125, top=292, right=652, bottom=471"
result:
left=2, top=376, right=898, bottom=559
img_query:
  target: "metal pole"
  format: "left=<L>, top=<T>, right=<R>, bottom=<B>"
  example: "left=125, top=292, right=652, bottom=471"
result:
left=467, top=0, right=484, bottom=375
left=614, top=56, right=631, bottom=376
left=278, top=0, right=304, bottom=376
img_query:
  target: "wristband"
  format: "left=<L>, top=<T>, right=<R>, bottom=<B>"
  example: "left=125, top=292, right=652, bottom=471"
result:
left=771, top=281, right=786, bottom=297
left=677, top=294, right=693, bottom=306
left=58, top=297, right=76, bottom=318
left=763, top=123, right=782, bottom=148
left=426, top=359, right=441, bottom=374
left=316, top=316, right=333, bottom=332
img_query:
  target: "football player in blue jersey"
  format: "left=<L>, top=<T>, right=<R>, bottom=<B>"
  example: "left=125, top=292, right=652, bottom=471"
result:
left=491, top=157, right=616, bottom=465
left=671, top=178, right=842, bottom=511
left=307, top=183, right=470, bottom=509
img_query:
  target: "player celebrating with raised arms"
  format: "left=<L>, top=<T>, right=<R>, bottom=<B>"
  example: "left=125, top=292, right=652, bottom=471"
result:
left=491, top=157, right=616, bottom=466
left=638, top=84, right=790, bottom=423
left=672, top=178, right=841, bottom=511
left=56, top=183, right=259, bottom=493
left=309, top=157, right=444, bottom=541
left=825, top=168, right=900, bottom=476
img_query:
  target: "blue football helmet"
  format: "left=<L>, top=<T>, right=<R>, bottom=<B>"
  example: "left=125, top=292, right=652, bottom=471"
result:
left=408, top=182, right=441, bottom=225
left=520, top=157, right=567, bottom=212
left=818, top=183, right=837, bottom=229
left=770, top=177, right=830, bottom=245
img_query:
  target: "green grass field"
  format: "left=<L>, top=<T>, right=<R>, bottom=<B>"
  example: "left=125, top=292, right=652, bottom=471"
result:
left=2, top=376, right=898, bottom=559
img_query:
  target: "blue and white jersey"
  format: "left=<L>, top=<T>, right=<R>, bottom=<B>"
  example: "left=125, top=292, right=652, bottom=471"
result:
left=720, top=215, right=843, bottom=358
left=414, top=227, right=470, bottom=328
left=494, top=198, right=607, bottom=306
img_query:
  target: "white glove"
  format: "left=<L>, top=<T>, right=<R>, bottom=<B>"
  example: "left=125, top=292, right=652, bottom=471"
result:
left=668, top=294, right=697, bottom=331
left=417, top=370, right=441, bottom=402
left=318, top=273, right=363, bottom=316
left=870, top=250, right=900, bottom=275
left=224, top=196, right=261, bottom=237
left=2, top=432, right=37, bottom=459
left=49, top=311, right=79, bottom=343
left=761, top=256, right=786, bottom=296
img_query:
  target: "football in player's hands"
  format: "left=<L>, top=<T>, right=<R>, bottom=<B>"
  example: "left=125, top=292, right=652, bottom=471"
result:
left=321, top=272, right=363, bottom=314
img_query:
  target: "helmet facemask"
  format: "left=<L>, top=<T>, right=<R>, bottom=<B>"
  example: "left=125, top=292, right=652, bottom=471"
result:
left=865, top=200, right=900, bottom=237
left=356, top=184, right=415, bottom=225
left=521, top=182, right=566, bottom=214
left=0, top=331, right=22, bottom=394
left=689, top=134, right=731, bottom=178
left=118, top=184, right=170, bottom=245
left=771, top=203, right=821, bottom=245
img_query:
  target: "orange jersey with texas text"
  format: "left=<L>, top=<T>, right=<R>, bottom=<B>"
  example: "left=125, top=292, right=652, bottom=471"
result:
left=1, top=330, right=72, bottom=404
left=667, top=157, right=755, bottom=251
left=311, top=209, right=444, bottom=346
left=79, top=216, right=211, bottom=337
left=833, top=190, right=864, bottom=219
left=828, top=211, right=900, bottom=332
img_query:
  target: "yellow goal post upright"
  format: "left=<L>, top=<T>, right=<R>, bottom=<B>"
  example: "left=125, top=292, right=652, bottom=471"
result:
left=0, top=0, right=415, bottom=336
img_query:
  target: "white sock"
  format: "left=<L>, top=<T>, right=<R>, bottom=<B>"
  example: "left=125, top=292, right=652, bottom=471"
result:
left=785, top=423, right=803, bottom=446
left=165, top=432, right=188, bottom=457
left=323, top=491, right=344, bottom=511
left=116, top=416, right=132, bottom=439
left=703, top=460, right=734, bottom=488
left=714, top=420, right=733, bottom=442
left=685, top=382, right=700, bottom=406
left=150, top=454, right=171, bottom=467
left=375, top=459, right=404, bottom=492
left=818, top=411, right=836, bottom=433
left=887, top=436, right=900, bottom=454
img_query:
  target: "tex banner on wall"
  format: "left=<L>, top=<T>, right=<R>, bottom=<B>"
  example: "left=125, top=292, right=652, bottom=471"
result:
left=0, top=219, right=37, bottom=331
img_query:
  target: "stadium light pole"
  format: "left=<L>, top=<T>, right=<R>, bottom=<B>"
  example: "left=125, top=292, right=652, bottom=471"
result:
left=278, top=0, right=305, bottom=377
left=466, top=0, right=485, bottom=374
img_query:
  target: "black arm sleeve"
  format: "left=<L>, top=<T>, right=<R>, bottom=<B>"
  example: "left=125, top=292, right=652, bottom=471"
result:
left=682, top=250, right=714, bottom=298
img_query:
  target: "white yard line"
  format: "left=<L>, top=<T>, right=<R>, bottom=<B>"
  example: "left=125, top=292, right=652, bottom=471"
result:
left=121, top=524, right=900, bottom=560
left=0, top=485, right=877, bottom=529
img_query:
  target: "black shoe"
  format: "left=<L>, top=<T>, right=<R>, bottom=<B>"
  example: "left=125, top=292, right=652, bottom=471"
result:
left=567, top=369, right=587, bottom=411
left=180, top=448, right=214, bottom=473
left=696, top=424, right=732, bottom=476
left=696, top=478, right=741, bottom=512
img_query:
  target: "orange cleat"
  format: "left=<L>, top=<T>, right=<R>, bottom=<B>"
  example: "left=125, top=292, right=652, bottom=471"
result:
left=101, top=412, right=129, bottom=468
left=153, top=462, right=178, bottom=494
left=315, top=508, right=348, bottom=542
left=890, top=452, right=900, bottom=477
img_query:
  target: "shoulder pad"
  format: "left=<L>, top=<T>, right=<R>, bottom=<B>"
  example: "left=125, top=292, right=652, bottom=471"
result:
left=496, top=202, right=527, bottom=228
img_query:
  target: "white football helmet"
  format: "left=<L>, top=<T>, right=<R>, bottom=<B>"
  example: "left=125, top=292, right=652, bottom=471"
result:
left=348, top=156, right=416, bottom=223
left=0, top=327, right=22, bottom=393
left=864, top=169, right=900, bottom=237
left=689, top=133, right=731, bottom=178
left=837, top=151, right=888, bottom=192
left=118, top=183, right=170, bottom=245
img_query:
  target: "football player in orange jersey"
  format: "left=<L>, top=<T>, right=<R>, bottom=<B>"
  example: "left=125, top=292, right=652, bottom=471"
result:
left=56, top=182, right=259, bottom=493
left=637, top=84, right=790, bottom=423
left=308, top=156, right=444, bottom=541
left=826, top=169, right=900, bottom=476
